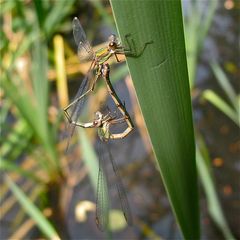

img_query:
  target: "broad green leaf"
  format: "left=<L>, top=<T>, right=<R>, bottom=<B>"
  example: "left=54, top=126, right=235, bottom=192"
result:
left=110, top=1, right=199, bottom=239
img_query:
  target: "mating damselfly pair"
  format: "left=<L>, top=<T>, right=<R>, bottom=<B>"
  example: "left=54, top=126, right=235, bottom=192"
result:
left=64, top=17, right=151, bottom=231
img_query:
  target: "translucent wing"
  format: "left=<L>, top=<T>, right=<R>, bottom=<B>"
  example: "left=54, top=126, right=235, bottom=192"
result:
left=65, top=19, right=97, bottom=150
left=96, top=141, right=109, bottom=231
left=95, top=139, right=132, bottom=231
left=65, top=68, right=95, bottom=151
left=106, top=143, right=133, bottom=226
left=72, top=17, right=94, bottom=60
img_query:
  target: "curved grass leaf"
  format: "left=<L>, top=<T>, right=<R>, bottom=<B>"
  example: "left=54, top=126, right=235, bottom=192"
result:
left=196, top=135, right=236, bottom=240
left=5, top=175, right=60, bottom=239
left=183, top=1, right=218, bottom=88
left=211, top=62, right=238, bottom=111
left=44, top=0, right=75, bottom=36
left=202, top=90, right=239, bottom=127
left=0, top=161, right=42, bottom=183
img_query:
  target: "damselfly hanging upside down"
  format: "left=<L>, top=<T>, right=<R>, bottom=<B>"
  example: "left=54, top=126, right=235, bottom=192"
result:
left=63, top=17, right=151, bottom=148
left=67, top=63, right=134, bottom=231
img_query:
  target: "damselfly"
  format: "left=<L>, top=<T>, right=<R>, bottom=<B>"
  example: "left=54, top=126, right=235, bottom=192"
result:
left=64, top=17, right=150, bottom=148
left=68, top=63, right=134, bottom=231
left=63, top=17, right=126, bottom=147
left=75, top=109, right=133, bottom=231
left=64, top=63, right=134, bottom=138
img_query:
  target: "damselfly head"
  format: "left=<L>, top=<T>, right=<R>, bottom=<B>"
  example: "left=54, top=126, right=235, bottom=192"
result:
left=108, top=34, right=118, bottom=49
left=93, top=111, right=104, bottom=127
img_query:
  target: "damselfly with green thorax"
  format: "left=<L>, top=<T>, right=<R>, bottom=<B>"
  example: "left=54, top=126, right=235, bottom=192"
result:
left=68, top=63, right=134, bottom=231
left=64, top=17, right=150, bottom=149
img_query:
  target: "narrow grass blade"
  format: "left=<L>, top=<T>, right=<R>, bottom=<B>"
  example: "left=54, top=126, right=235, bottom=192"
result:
left=1, top=118, right=32, bottom=161
left=31, top=38, right=49, bottom=139
left=184, top=1, right=218, bottom=88
left=5, top=175, right=60, bottom=240
left=110, top=1, right=199, bottom=239
left=33, top=0, right=46, bottom=29
left=78, top=128, right=99, bottom=191
left=196, top=136, right=236, bottom=240
left=0, top=161, right=42, bottom=183
left=2, top=61, right=58, bottom=171
left=44, top=0, right=75, bottom=36
left=31, top=37, right=59, bottom=168
left=9, top=32, right=37, bottom=68
left=2, top=73, right=40, bottom=140
left=202, top=90, right=239, bottom=127
left=211, top=62, right=238, bottom=110
left=197, top=1, right=218, bottom=52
